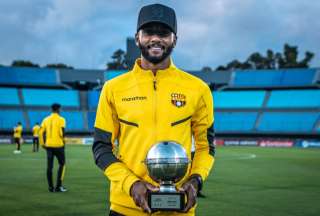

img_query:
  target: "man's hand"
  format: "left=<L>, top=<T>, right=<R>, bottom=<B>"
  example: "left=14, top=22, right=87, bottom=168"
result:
left=130, top=180, right=159, bottom=213
left=178, top=176, right=200, bottom=213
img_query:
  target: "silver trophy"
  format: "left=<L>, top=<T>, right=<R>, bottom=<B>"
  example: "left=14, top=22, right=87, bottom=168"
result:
left=144, top=141, right=190, bottom=211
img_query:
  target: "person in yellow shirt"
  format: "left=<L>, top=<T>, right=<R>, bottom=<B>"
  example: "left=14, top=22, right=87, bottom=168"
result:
left=92, top=4, right=215, bottom=216
left=32, top=122, right=41, bottom=152
left=13, top=122, right=23, bottom=154
left=40, top=103, right=67, bottom=193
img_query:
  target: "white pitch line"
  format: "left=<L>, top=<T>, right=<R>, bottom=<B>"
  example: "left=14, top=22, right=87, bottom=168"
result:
left=218, top=153, right=257, bottom=160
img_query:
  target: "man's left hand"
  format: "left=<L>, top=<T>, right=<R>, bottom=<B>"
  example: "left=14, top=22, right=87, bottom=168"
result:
left=178, top=175, right=200, bottom=212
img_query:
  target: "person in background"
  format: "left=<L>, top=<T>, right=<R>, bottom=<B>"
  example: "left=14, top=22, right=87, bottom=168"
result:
left=32, top=122, right=40, bottom=152
left=13, top=122, right=23, bottom=154
left=40, top=103, right=67, bottom=192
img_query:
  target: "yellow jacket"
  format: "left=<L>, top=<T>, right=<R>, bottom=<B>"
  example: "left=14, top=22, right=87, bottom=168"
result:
left=13, top=125, right=23, bottom=138
left=40, top=113, right=66, bottom=148
left=32, top=125, right=41, bottom=137
left=93, top=59, right=215, bottom=216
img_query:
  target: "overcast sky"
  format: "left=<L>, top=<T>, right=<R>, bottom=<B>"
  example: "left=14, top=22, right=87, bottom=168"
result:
left=0, top=0, right=319, bottom=70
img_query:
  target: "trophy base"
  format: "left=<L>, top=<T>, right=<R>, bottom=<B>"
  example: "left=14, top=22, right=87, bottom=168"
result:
left=148, top=191, right=185, bottom=211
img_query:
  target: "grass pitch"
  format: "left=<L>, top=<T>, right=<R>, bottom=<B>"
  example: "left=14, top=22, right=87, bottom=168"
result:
left=0, top=144, right=319, bottom=216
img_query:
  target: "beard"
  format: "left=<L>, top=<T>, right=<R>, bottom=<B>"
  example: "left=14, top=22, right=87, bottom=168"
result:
left=138, top=42, right=174, bottom=65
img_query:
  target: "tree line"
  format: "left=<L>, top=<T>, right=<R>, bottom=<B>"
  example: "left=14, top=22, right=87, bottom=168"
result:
left=212, top=43, right=314, bottom=71
left=1, top=43, right=314, bottom=71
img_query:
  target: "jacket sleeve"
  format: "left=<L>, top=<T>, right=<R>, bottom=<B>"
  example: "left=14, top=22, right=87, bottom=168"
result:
left=93, top=82, right=140, bottom=196
left=190, top=84, right=215, bottom=181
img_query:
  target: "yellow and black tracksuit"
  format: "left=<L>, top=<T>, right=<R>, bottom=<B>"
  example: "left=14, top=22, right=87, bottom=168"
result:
left=13, top=125, right=23, bottom=150
left=93, top=59, right=215, bottom=216
left=40, top=113, right=66, bottom=189
left=32, top=125, right=41, bottom=152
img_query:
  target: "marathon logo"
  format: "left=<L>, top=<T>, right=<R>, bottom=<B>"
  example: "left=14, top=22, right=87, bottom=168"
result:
left=122, top=96, right=147, bottom=102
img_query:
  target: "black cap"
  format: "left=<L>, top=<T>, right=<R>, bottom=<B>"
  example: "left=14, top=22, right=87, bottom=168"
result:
left=137, top=3, right=177, bottom=34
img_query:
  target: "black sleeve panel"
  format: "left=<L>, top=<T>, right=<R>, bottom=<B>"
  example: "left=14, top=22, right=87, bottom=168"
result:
left=92, top=127, right=120, bottom=170
left=62, top=128, right=65, bottom=138
left=207, top=124, right=215, bottom=157
left=43, top=131, right=46, bottom=144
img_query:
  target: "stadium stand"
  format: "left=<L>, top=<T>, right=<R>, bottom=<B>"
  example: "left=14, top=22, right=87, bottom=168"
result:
left=0, top=66, right=319, bottom=142
left=22, top=89, right=79, bottom=107
left=104, top=70, right=127, bottom=81
left=87, top=90, right=100, bottom=109
left=87, top=111, right=96, bottom=131
left=60, top=111, right=85, bottom=130
left=267, top=90, right=320, bottom=108
left=0, top=88, right=20, bottom=105
left=0, top=66, right=58, bottom=86
left=258, top=112, right=318, bottom=132
left=214, top=91, right=266, bottom=108
left=214, top=112, right=258, bottom=132
left=59, top=69, right=104, bottom=90
left=27, top=110, right=51, bottom=127
left=231, top=68, right=318, bottom=87
left=0, top=110, right=25, bottom=129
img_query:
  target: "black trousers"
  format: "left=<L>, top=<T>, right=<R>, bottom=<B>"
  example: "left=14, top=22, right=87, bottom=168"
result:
left=33, top=137, right=39, bottom=152
left=14, top=138, right=20, bottom=150
left=46, top=147, right=65, bottom=188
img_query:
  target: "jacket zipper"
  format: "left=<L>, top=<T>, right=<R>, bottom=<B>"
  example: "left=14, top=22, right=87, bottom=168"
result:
left=153, top=80, right=157, bottom=90
left=153, top=77, right=157, bottom=144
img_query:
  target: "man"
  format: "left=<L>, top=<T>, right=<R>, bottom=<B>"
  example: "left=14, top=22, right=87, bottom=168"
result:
left=40, top=103, right=67, bottom=192
left=13, top=122, right=23, bottom=154
left=93, top=3, right=215, bottom=216
left=32, top=122, right=40, bottom=152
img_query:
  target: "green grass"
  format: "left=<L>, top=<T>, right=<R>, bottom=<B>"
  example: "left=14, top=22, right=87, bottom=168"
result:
left=0, top=144, right=319, bottom=216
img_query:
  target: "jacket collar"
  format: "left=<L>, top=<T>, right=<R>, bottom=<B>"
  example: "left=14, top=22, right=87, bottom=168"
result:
left=132, top=58, right=177, bottom=80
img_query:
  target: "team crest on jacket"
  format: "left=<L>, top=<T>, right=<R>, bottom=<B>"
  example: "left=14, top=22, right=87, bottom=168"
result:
left=171, top=93, right=186, bottom=108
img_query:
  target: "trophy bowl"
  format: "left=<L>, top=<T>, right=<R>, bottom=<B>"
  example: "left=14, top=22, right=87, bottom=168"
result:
left=145, top=141, right=189, bottom=185
left=145, top=141, right=190, bottom=211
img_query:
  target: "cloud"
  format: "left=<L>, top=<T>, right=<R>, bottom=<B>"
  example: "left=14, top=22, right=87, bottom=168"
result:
left=30, top=0, right=94, bottom=35
left=173, top=0, right=320, bottom=69
left=0, top=0, right=319, bottom=70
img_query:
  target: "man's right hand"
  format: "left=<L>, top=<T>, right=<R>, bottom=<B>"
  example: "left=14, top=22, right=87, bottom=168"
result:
left=130, top=180, right=159, bottom=213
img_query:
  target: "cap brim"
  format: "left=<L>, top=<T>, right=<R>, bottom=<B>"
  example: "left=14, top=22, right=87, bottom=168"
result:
left=138, top=20, right=175, bottom=34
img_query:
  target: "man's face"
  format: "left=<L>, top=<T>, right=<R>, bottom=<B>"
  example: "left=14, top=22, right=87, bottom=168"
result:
left=136, top=23, right=176, bottom=64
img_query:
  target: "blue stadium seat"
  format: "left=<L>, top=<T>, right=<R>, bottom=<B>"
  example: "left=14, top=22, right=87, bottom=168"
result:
left=0, top=88, right=20, bottom=105
left=88, top=111, right=96, bottom=130
left=233, top=70, right=282, bottom=87
left=88, top=91, right=100, bottom=109
left=23, top=89, right=79, bottom=107
left=0, top=67, right=57, bottom=85
left=233, top=68, right=316, bottom=87
left=214, top=91, right=266, bottom=108
left=104, top=70, right=127, bottom=81
left=214, top=112, right=258, bottom=131
left=258, top=112, right=318, bottom=132
left=61, top=111, right=84, bottom=130
left=28, top=111, right=84, bottom=130
left=0, top=110, right=25, bottom=129
left=281, top=69, right=317, bottom=86
left=28, top=111, right=51, bottom=128
left=267, top=90, right=320, bottom=108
